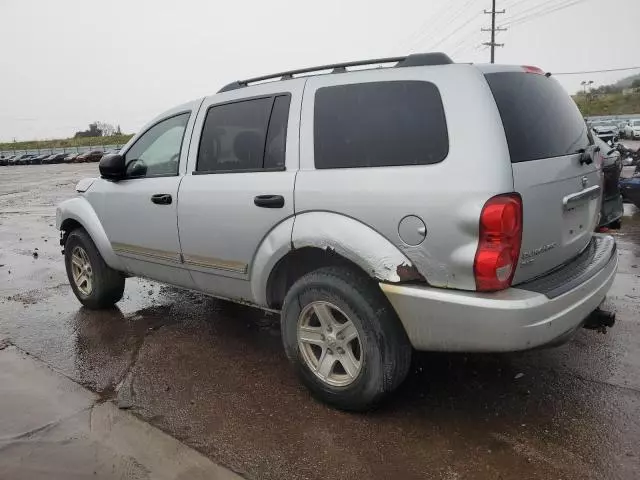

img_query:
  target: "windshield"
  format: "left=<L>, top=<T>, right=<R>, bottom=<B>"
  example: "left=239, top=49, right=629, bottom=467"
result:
left=633, top=120, right=640, bottom=127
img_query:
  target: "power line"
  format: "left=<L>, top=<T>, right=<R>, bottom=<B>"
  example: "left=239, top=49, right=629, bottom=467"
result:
left=501, top=0, right=561, bottom=24
left=552, top=66, right=640, bottom=75
left=387, top=0, right=466, bottom=54
left=427, top=7, right=483, bottom=52
left=506, top=0, right=591, bottom=27
left=406, top=0, right=477, bottom=54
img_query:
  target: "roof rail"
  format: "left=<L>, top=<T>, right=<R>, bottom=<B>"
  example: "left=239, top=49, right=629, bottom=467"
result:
left=217, top=52, right=453, bottom=93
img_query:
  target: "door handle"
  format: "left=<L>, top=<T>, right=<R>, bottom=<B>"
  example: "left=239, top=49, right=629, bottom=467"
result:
left=151, top=194, right=172, bottom=205
left=254, top=195, right=285, bottom=208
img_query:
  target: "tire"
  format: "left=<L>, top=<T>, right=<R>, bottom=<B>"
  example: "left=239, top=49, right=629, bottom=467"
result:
left=64, top=228, right=125, bottom=309
left=281, top=266, right=412, bottom=411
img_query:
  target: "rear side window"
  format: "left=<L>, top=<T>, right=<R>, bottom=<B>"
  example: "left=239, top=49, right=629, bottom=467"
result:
left=485, top=72, right=590, bottom=163
left=196, top=94, right=290, bottom=173
left=264, top=95, right=291, bottom=169
left=314, top=81, right=449, bottom=169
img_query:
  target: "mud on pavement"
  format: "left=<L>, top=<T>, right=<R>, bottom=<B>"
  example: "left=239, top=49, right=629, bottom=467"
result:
left=1, top=163, right=640, bottom=479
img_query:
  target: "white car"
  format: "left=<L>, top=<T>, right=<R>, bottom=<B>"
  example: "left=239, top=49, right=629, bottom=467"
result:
left=623, top=119, right=640, bottom=139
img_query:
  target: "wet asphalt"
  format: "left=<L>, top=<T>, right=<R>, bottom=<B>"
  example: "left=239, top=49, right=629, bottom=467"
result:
left=0, top=163, right=639, bottom=480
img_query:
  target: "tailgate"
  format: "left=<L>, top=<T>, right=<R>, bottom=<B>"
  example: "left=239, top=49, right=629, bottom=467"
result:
left=485, top=70, right=601, bottom=284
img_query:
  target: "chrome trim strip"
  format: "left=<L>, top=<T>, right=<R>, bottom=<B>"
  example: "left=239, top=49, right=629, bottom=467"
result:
left=111, top=242, right=248, bottom=273
left=563, top=185, right=601, bottom=210
left=183, top=254, right=248, bottom=274
left=111, top=242, right=182, bottom=264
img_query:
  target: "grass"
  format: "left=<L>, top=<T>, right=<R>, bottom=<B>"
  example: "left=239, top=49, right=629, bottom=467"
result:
left=573, top=92, right=640, bottom=117
left=0, top=134, right=134, bottom=151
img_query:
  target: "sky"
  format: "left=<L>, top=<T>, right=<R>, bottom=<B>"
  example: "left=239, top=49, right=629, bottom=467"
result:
left=1, top=0, right=639, bottom=142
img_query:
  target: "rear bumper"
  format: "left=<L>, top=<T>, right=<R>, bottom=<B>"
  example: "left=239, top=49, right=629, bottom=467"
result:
left=380, top=235, right=617, bottom=352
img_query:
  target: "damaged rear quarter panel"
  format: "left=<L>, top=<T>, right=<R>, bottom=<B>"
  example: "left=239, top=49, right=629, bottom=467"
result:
left=291, top=212, right=415, bottom=283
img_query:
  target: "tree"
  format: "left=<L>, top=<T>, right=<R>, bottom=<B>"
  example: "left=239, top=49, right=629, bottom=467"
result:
left=632, top=79, right=640, bottom=89
left=95, top=121, right=116, bottom=137
left=74, top=123, right=102, bottom=138
left=116, top=124, right=122, bottom=135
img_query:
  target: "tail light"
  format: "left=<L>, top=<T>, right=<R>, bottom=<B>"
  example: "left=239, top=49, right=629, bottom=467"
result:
left=474, top=194, right=523, bottom=292
left=522, top=65, right=545, bottom=75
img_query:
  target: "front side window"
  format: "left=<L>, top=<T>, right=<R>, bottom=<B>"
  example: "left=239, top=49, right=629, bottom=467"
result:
left=124, top=113, right=190, bottom=178
left=313, top=81, right=449, bottom=169
left=196, top=94, right=291, bottom=173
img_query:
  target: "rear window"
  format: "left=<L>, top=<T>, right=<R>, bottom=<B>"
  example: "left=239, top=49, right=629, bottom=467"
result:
left=485, top=72, right=590, bottom=163
left=313, top=81, right=449, bottom=169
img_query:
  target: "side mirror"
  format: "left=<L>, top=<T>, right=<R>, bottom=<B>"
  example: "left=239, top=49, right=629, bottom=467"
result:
left=99, top=153, right=125, bottom=180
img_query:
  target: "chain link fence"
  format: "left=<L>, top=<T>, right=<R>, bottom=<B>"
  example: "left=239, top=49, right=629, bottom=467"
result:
left=0, top=144, right=124, bottom=157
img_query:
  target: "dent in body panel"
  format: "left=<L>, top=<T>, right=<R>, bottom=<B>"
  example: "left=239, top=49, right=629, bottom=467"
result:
left=291, top=212, right=414, bottom=283
left=399, top=200, right=484, bottom=290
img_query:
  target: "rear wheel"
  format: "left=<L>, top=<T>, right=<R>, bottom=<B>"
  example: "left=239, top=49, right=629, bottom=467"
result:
left=64, top=228, right=125, bottom=309
left=281, top=266, right=412, bottom=411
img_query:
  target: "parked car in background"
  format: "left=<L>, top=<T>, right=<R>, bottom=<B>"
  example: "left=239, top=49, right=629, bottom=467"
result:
left=29, top=154, right=50, bottom=165
left=617, top=121, right=628, bottom=135
left=64, top=152, right=80, bottom=163
left=623, top=119, right=640, bottom=139
left=57, top=55, right=618, bottom=410
left=592, top=120, right=618, bottom=143
left=620, top=176, right=640, bottom=207
left=8, top=154, right=29, bottom=165
left=42, top=153, right=68, bottom=164
left=14, top=154, right=35, bottom=165
left=76, top=150, right=105, bottom=163
left=593, top=135, right=623, bottom=230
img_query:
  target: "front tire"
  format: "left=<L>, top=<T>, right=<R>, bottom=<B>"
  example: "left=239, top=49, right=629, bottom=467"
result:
left=64, top=228, right=125, bottom=309
left=281, top=266, right=411, bottom=411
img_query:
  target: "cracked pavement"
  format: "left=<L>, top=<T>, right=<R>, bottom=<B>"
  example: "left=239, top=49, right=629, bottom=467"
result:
left=1, top=163, right=640, bottom=479
left=0, top=344, right=240, bottom=480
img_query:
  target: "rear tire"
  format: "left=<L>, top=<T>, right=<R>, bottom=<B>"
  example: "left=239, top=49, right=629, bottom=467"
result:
left=281, top=266, right=412, bottom=411
left=64, top=228, right=125, bottom=309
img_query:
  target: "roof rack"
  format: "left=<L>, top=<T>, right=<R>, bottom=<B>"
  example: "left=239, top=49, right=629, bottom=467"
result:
left=218, top=52, right=453, bottom=93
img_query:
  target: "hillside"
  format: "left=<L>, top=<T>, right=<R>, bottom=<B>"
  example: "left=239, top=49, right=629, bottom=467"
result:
left=614, top=73, right=640, bottom=89
left=573, top=92, right=640, bottom=117
left=0, top=134, right=134, bottom=151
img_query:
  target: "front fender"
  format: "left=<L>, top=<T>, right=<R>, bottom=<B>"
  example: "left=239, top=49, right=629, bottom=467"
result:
left=292, top=212, right=417, bottom=283
left=56, top=197, right=125, bottom=271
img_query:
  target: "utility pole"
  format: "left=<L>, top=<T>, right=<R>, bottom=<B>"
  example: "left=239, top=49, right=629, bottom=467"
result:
left=482, top=0, right=506, bottom=63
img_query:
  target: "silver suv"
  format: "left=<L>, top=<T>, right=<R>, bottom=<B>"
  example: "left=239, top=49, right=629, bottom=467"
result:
left=56, top=53, right=617, bottom=410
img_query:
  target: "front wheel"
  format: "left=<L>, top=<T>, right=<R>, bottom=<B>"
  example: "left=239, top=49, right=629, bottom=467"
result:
left=64, top=228, right=125, bottom=309
left=281, top=266, right=412, bottom=411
